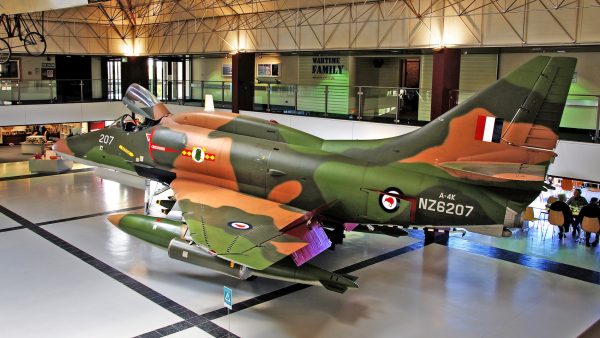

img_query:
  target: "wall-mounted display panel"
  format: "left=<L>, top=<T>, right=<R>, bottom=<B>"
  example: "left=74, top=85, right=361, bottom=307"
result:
left=222, top=64, right=232, bottom=77
left=257, top=63, right=280, bottom=77
left=0, top=60, right=21, bottom=80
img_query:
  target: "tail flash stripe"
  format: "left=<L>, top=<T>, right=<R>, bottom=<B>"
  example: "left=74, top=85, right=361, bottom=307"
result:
left=482, top=116, right=496, bottom=142
left=492, top=118, right=503, bottom=143
left=476, top=115, right=504, bottom=143
left=474, top=115, right=487, bottom=140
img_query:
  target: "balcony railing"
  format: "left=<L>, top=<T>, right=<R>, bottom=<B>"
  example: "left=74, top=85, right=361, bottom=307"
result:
left=250, top=83, right=430, bottom=125
left=1, top=78, right=598, bottom=143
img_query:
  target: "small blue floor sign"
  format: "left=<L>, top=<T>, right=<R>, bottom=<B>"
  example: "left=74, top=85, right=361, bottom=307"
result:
left=224, top=286, right=233, bottom=310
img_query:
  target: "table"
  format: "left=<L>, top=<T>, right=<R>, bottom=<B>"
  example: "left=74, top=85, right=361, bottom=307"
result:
left=20, top=143, right=45, bottom=154
left=28, top=159, right=73, bottom=173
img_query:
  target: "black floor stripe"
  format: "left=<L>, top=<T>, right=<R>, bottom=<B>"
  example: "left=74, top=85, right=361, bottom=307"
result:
left=140, top=240, right=427, bottom=336
left=0, top=204, right=236, bottom=338
left=0, top=167, right=94, bottom=182
left=36, top=205, right=145, bottom=226
left=445, top=236, right=600, bottom=285
left=0, top=225, right=26, bottom=233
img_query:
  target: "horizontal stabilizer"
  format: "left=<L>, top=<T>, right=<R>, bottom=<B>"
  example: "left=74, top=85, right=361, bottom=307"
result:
left=439, top=161, right=547, bottom=182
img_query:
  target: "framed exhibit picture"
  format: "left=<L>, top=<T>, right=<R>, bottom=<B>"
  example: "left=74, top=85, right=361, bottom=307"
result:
left=0, top=60, right=21, bottom=80
left=222, top=64, right=232, bottom=76
left=257, top=63, right=280, bottom=77
left=41, top=62, right=56, bottom=80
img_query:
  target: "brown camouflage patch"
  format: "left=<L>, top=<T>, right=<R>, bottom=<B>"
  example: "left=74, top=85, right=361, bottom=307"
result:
left=400, top=108, right=557, bottom=165
left=267, top=180, right=303, bottom=204
left=171, top=112, right=237, bottom=130
left=270, top=241, right=308, bottom=255
left=168, top=123, right=239, bottom=191
left=171, top=179, right=304, bottom=229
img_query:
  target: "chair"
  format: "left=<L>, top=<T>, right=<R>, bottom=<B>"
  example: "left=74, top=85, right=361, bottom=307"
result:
left=522, top=207, right=540, bottom=229
left=545, top=209, right=565, bottom=240
left=582, top=217, right=600, bottom=233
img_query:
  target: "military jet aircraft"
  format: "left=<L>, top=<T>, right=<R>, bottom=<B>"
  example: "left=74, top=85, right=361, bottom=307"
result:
left=54, top=56, right=576, bottom=293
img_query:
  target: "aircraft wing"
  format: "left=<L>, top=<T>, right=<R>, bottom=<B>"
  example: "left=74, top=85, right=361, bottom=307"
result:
left=171, top=179, right=330, bottom=270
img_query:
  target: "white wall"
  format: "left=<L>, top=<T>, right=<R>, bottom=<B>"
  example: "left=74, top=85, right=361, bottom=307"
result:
left=548, top=141, right=600, bottom=182
left=0, top=102, right=128, bottom=126
left=240, top=110, right=419, bottom=139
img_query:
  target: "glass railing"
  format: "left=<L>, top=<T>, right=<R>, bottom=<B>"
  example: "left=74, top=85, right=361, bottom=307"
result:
left=251, top=84, right=430, bottom=124
left=187, top=81, right=232, bottom=108
left=0, top=79, right=430, bottom=124
left=449, top=89, right=600, bottom=144
left=1, top=79, right=112, bottom=104
left=3, top=79, right=597, bottom=143
left=358, top=86, right=423, bottom=124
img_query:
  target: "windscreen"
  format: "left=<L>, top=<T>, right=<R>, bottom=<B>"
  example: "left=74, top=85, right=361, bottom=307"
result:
left=122, top=83, right=171, bottom=121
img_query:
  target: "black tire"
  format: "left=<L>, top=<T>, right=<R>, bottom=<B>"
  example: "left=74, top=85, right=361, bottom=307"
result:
left=0, top=38, right=10, bottom=64
left=24, top=32, right=46, bottom=56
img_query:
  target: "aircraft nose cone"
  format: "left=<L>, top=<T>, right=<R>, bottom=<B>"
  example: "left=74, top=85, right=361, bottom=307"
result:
left=107, top=213, right=125, bottom=227
left=53, top=139, right=74, bottom=156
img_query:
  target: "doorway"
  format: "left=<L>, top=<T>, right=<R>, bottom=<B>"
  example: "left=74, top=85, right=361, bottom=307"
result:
left=149, top=57, right=191, bottom=102
left=107, top=58, right=122, bottom=100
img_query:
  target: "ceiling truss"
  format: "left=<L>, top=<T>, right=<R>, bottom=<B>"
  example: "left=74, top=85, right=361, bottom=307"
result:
left=9, top=0, right=600, bottom=55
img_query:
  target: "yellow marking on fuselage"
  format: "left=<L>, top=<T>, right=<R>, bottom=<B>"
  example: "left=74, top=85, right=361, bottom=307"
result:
left=118, top=144, right=134, bottom=157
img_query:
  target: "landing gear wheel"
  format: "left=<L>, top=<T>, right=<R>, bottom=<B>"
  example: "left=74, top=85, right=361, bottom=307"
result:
left=0, top=38, right=10, bottom=64
left=24, top=32, right=46, bottom=56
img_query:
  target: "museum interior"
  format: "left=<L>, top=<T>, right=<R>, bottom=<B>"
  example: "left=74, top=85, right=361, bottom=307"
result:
left=1, top=1, right=599, bottom=337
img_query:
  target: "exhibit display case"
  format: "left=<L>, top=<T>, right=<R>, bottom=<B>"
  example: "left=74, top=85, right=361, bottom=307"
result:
left=20, top=135, right=47, bottom=154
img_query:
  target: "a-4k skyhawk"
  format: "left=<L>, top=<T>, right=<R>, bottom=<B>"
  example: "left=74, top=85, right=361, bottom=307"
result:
left=54, top=56, right=576, bottom=293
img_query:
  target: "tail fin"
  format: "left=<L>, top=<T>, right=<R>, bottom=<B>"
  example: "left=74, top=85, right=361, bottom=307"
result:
left=459, top=56, right=577, bottom=151
left=325, top=56, right=577, bottom=181
left=405, top=55, right=576, bottom=164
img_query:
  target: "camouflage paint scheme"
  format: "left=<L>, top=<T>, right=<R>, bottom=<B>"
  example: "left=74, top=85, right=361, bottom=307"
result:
left=54, top=56, right=576, bottom=291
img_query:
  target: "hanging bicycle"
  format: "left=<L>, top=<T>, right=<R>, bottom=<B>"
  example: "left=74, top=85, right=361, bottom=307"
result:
left=0, top=13, right=47, bottom=64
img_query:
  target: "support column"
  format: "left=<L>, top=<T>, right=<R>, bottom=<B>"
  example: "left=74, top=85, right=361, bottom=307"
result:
left=430, top=48, right=461, bottom=120
left=121, top=56, right=150, bottom=94
left=232, top=52, right=255, bottom=113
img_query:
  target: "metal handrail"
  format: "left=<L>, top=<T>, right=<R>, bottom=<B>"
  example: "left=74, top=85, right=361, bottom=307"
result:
left=1, top=80, right=597, bottom=144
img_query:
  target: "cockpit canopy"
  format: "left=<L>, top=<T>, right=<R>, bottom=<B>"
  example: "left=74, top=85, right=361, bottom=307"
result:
left=122, top=83, right=171, bottom=121
left=110, top=113, right=158, bottom=132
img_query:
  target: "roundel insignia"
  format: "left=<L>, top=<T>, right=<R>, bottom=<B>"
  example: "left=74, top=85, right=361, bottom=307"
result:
left=379, top=188, right=402, bottom=213
left=191, top=147, right=205, bottom=163
left=228, top=221, right=253, bottom=230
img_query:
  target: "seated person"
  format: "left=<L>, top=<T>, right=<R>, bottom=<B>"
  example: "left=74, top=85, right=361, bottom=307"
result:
left=576, top=197, right=600, bottom=247
left=550, top=194, right=572, bottom=239
left=568, top=188, right=588, bottom=237
left=567, top=188, right=588, bottom=207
